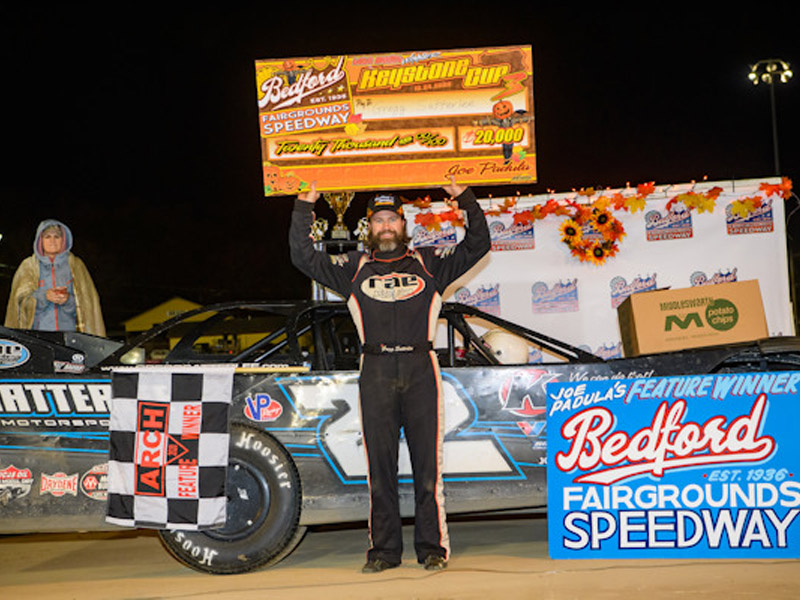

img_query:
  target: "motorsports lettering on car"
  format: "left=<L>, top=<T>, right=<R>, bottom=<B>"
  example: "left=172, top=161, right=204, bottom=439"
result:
left=2, top=301, right=800, bottom=573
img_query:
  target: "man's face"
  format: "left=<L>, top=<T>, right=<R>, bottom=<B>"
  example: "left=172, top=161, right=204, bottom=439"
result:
left=368, top=211, right=405, bottom=252
left=41, top=228, right=63, bottom=258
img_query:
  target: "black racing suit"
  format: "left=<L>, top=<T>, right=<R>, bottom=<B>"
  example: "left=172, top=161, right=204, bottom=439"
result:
left=289, top=189, right=490, bottom=564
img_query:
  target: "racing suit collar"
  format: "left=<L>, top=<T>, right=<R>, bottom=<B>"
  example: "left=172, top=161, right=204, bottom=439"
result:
left=370, top=244, right=411, bottom=262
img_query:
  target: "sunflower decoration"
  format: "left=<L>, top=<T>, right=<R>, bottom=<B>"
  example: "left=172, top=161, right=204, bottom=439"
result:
left=590, top=207, right=614, bottom=234
left=559, top=200, right=626, bottom=266
left=560, top=218, right=583, bottom=245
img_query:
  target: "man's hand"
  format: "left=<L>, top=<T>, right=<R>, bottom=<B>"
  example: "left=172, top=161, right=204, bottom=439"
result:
left=298, top=182, right=320, bottom=204
left=442, top=175, right=466, bottom=198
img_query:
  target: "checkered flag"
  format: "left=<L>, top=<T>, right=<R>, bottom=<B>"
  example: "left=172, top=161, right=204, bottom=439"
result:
left=105, top=365, right=235, bottom=530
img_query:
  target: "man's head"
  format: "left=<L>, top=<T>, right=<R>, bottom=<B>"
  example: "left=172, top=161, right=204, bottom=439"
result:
left=366, top=194, right=409, bottom=252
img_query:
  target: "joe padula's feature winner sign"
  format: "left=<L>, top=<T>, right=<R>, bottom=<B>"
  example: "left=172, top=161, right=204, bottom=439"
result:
left=546, top=372, right=800, bottom=558
left=254, top=46, right=535, bottom=196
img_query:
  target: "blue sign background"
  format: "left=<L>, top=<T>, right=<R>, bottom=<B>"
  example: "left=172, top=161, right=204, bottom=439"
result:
left=546, top=372, right=800, bottom=559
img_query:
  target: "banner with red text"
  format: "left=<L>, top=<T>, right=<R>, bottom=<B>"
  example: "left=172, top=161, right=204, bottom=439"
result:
left=254, top=46, right=535, bottom=196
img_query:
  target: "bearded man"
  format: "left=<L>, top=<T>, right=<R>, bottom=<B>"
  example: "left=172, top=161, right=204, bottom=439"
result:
left=289, top=178, right=489, bottom=573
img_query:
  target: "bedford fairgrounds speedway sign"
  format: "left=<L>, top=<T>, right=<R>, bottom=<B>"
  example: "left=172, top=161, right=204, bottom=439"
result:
left=546, top=372, right=800, bottom=558
left=254, top=45, right=535, bottom=195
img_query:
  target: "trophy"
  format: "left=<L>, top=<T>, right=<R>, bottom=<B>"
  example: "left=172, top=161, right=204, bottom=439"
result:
left=323, top=191, right=354, bottom=240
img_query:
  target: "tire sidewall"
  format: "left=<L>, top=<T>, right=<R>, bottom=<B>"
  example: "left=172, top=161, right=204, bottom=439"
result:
left=159, top=423, right=301, bottom=574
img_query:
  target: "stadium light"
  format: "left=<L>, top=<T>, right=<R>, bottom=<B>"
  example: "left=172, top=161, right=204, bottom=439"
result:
left=748, top=59, right=792, bottom=176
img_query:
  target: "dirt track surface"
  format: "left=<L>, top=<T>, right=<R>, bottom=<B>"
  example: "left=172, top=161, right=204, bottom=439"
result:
left=2, top=515, right=799, bottom=599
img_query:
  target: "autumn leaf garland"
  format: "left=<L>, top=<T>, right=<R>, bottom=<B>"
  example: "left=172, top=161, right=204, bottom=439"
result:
left=409, top=178, right=793, bottom=265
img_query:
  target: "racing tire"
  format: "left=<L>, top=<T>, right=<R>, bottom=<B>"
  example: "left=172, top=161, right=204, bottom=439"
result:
left=158, top=422, right=305, bottom=574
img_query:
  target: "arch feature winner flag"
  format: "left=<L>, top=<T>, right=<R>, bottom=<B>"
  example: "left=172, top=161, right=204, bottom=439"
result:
left=105, top=366, right=234, bottom=530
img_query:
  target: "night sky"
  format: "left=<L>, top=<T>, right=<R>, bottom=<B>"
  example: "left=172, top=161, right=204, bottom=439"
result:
left=2, top=4, right=798, bottom=335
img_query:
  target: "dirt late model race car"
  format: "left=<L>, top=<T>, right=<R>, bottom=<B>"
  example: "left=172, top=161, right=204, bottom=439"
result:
left=2, top=300, right=800, bottom=574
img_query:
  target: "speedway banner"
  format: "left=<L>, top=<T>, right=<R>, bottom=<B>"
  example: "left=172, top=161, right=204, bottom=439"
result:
left=546, top=372, right=800, bottom=558
left=254, top=45, right=536, bottom=196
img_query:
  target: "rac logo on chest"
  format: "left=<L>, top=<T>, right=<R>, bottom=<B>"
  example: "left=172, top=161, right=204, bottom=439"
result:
left=362, top=273, right=426, bottom=302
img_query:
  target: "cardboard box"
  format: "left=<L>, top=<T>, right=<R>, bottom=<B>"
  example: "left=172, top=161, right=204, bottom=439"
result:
left=617, top=280, right=768, bottom=356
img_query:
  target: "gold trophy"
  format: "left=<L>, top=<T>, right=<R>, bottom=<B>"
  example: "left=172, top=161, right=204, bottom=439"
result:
left=323, top=191, right=354, bottom=240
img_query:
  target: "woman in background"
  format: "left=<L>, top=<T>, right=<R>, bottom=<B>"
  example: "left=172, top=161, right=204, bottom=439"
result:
left=5, top=219, right=105, bottom=336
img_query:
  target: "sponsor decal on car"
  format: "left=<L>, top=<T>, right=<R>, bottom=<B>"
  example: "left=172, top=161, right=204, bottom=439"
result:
left=0, top=340, right=30, bottom=370
left=80, top=463, right=109, bottom=500
left=499, top=369, right=558, bottom=418
left=0, top=380, right=111, bottom=429
left=244, top=393, right=284, bottom=422
left=0, top=465, right=34, bottom=501
left=40, top=472, right=79, bottom=497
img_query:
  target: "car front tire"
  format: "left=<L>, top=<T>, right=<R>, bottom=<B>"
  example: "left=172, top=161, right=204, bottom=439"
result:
left=158, top=423, right=305, bottom=574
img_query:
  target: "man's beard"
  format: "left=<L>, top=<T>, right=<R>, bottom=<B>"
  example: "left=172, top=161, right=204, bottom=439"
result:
left=367, top=229, right=408, bottom=252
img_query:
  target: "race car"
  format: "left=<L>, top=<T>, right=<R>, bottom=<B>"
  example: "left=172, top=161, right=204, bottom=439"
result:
left=2, top=300, right=800, bottom=574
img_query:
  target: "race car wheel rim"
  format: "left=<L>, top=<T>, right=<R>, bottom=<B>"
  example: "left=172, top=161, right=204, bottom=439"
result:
left=204, top=457, right=269, bottom=541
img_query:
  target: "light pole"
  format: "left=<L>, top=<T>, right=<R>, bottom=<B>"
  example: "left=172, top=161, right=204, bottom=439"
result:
left=748, top=59, right=792, bottom=176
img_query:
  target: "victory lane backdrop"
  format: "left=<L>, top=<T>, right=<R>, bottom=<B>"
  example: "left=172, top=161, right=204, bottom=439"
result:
left=106, top=366, right=235, bottom=530
left=546, top=372, right=800, bottom=559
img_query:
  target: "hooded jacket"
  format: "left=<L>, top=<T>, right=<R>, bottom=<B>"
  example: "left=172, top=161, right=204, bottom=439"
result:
left=4, top=219, right=106, bottom=336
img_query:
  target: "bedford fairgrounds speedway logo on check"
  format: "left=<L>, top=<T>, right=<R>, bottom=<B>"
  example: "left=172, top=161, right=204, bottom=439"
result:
left=547, top=373, right=800, bottom=559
